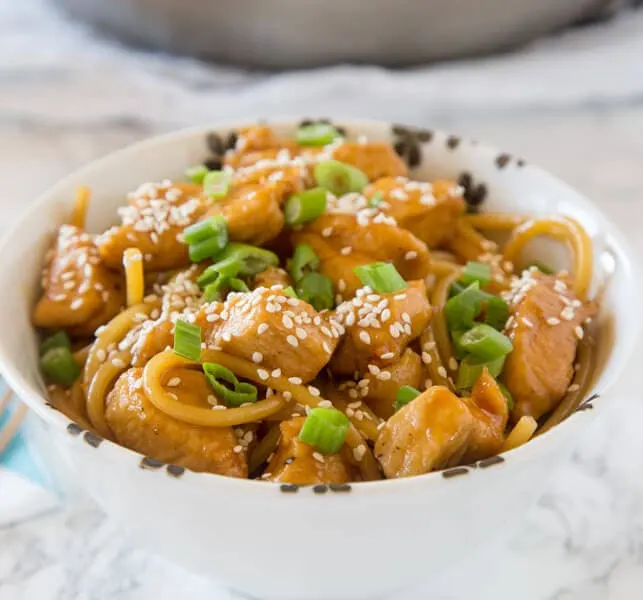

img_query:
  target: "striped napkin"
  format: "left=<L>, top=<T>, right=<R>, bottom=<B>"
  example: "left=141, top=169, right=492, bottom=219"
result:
left=0, top=385, right=59, bottom=526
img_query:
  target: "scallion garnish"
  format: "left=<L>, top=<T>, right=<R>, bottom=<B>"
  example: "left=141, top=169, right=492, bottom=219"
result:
left=461, top=261, right=491, bottom=286
left=296, top=123, right=341, bottom=147
left=40, top=346, right=81, bottom=386
left=203, top=170, right=232, bottom=199
left=458, top=323, right=513, bottom=361
left=203, top=276, right=249, bottom=302
left=283, top=286, right=298, bottom=298
left=456, top=355, right=505, bottom=391
left=314, top=160, right=369, bottom=196
left=197, top=243, right=279, bottom=287
left=354, top=262, right=407, bottom=294
left=445, top=282, right=488, bottom=331
left=485, top=296, right=510, bottom=331
left=185, top=164, right=209, bottom=184
left=498, top=382, right=514, bottom=411
left=394, top=385, right=421, bottom=411
left=288, top=243, right=320, bottom=282
left=184, top=215, right=228, bottom=246
left=203, top=362, right=258, bottom=407
left=298, top=407, right=350, bottom=455
left=40, top=331, right=71, bottom=356
left=296, top=272, right=334, bottom=312
left=173, top=320, right=202, bottom=361
left=368, top=192, right=383, bottom=208
left=284, top=187, right=328, bottom=226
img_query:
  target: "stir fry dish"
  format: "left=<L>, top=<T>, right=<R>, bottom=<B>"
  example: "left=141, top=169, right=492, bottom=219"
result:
left=34, top=123, right=598, bottom=484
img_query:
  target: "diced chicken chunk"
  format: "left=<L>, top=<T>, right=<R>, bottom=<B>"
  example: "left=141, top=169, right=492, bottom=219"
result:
left=33, top=225, right=124, bottom=337
left=208, top=184, right=284, bottom=245
left=331, top=142, right=408, bottom=181
left=375, top=386, right=473, bottom=478
left=105, top=367, right=247, bottom=476
left=331, top=281, right=431, bottom=376
left=265, top=417, right=356, bottom=484
left=293, top=212, right=431, bottom=299
left=97, top=181, right=210, bottom=272
left=363, top=348, right=424, bottom=420
left=364, top=177, right=466, bottom=247
left=225, top=125, right=299, bottom=164
left=252, top=267, right=292, bottom=290
left=502, top=271, right=597, bottom=421
left=375, top=372, right=508, bottom=478
left=196, top=287, right=341, bottom=382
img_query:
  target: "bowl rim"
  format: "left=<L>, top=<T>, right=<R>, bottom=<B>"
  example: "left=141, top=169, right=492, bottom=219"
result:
left=0, top=116, right=638, bottom=495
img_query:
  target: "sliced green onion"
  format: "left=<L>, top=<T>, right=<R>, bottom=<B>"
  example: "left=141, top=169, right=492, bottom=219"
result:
left=445, top=282, right=488, bottom=331
left=203, top=276, right=249, bottom=302
left=183, top=215, right=228, bottom=246
left=485, top=296, right=510, bottom=331
left=185, top=164, right=209, bottom=184
left=198, top=243, right=279, bottom=287
left=284, top=187, right=328, bottom=226
left=40, top=346, right=81, bottom=386
left=314, top=160, right=369, bottom=195
left=450, top=329, right=469, bottom=360
left=288, top=243, right=320, bottom=282
left=368, top=191, right=383, bottom=208
left=40, top=331, right=71, bottom=356
left=298, top=407, right=350, bottom=454
left=189, top=234, right=228, bottom=263
left=394, top=385, right=421, bottom=411
left=203, top=170, right=232, bottom=199
left=498, top=382, right=514, bottom=412
left=456, top=355, right=505, bottom=391
left=173, top=320, right=202, bottom=361
left=354, top=262, right=407, bottom=294
left=283, top=286, right=298, bottom=298
left=527, top=261, right=554, bottom=275
left=296, top=123, right=341, bottom=147
left=459, top=323, right=513, bottom=361
left=461, top=261, right=491, bottom=286
left=449, top=280, right=467, bottom=297
left=203, top=362, right=258, bottom=407
left=296, top=272, right=334, bottom=312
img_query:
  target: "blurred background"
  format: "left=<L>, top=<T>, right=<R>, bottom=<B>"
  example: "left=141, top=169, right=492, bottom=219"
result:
left=2, top=1, right=643, bottom=599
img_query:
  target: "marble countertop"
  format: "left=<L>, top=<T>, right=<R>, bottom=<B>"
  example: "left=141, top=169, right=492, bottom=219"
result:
left=2, top=2, right=643, bottom=599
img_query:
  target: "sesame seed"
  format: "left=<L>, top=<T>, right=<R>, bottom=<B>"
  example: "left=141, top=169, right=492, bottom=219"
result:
left=70, top=298, right=83, bottom=310
left=422, top=352, right=432, bottom=365
left=288, top=376, right=303, bottom=385
left=96, top=349, right=106, bottom=361
left=567, top=383, right=581, bottom=393
left=359, top=331, right=372, bottom=345
left=322, top=226, right=334, bottom=237
left=167, top=377, right=181, bottom=387
left=257, top=323, right=269, bottom=334
left=401, top=312, right=411, bottom=324
left=313, top=452, right=325, bottom=463
left=381, top=351, right=394, bottom=360
left=233, top=445, right=244, bottom=454
left=340, top=246, right=353, bottom=256
left=252, top=352, right=263, bottom=364
left=308, top=385, right=321, bottom=397
left=338, top=279, right=346, bottom=292
left=521, top=317, right=534, bottom=329
left=287, top=335, right=299, bottom=347
left=448, top=357, right=458, bottom=371
left=560, top=307, right=575, bottom=321
left=257, top=369, right=270, bottom=381
left=404, top=251, right=418, bottom=261
left=111, top=358, right=126, bottom=368
left=295, top=327, right=307, bottom=340
left=377, top=370, right=391, bottom=381
left=437, top=366, right=447, bottom=378
left=353, top=445, right=366, bottom=461
left=322, top=342, right=331, bottom=354
left=574, top=326, right=584, bottom=340
left=546, top=317, right=561, bottom=326
left=282, top=315, right=294, bottom=329
left=271, top=369, right=282, bottom=378
left=346, top=407, right=355, bottom=416
left=394, top=294, right=407, bottom=301
left=367, top=364, right=381, bottom=375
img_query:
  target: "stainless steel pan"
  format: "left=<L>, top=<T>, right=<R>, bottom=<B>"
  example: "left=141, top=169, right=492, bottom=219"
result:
left=54, top=0, right=615, bottom=68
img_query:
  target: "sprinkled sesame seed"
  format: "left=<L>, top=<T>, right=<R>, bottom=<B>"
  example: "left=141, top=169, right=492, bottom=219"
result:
left=233, top=445, right=244, bottom=454
left=546, top=317, right=561, bottom=326
left=359, top=331, right=372, bottom=345
left=322, top=341, right=331, bottom=354
left=437, top=366, right=447, bottom=378
left=70, top=298, right=83, bottom=310
left=282, top=315, right=294, bottom=329
left=288, top=376, right=303, bottom=385
left=257, top=323, right=269, bottom=334
left=111, top=358, right=126, bottom=368
left=574, top=326, right=584, bottom=340
left=251, top=352, right=263, bottom=364
left=312, top=452, right=325, bottom=463
left=421, top=352, right=432, bottom=365
left=322, top=226, right=334, bottom=237
left=560, top=307, right=575, bottom=321
left=167, top=377, right=181, bottom=387
left=404, top=250, right=418, bottom=261
left=257, top=369, right=270, bottom=381
left=401, top=312, right=411, bottom=324
left=377, top=370, right=391, bottom=381
left=567, top=383, right=581, bottom=393
left=353, top=444, right=366, bottom=461
left=308, top=385, right=321, bottom=397
left=448, top=357, right=458, bottom=371
left=96, top=349, right=106, bottom=361
left=271, top=368, right=282, bottom=378
left=521, top=317, right=534, bottom=328
left=394, top=294, right=407, bottom=301
left=340, top=246, right=353, bottom=256
left=367, top=364, right=381, bottom=375
left=380, top=351, right=395, bottom=360
left=295, top=327, right=307, bottom=340
left=318, top=399, right=333, bottom=408
left=287, top=335, right=299, bottom=347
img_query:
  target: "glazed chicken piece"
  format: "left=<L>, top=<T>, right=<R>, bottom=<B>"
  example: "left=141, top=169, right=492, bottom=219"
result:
left=252, top=266, right=292, bottom=290
left=224, top=125, right=299, bottom=168
left=364, top=177, right=466, bottom=247
left=196, top=286, right=341, bottom=382
left=33, top=225, right=124, bottom=337
left=232, top=162, right=310, bottom=201
left=207, top=184, right=284, bottom=245
left=331, top=142, right=408, bottom=181
left=331, top=281, right=431, bottom=376
left=97, top=181, right=211, bottom=272
left=293, top=212, right=431, bottom=299
left=265, top=417, right=357, bottom=484
left=502, top=270, right=597, bottom=422
left=375, top=370, right=508, bottom=478
left=105, top=367, right=247, bottom=477
left=362, top=348, right=424, bottom=420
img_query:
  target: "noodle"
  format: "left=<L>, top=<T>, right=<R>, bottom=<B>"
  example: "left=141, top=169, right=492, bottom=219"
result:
left=501, top=416, right=538, bottom=452
left=123, top=248, right=144, bottom=307
left=328, top=392, right=382, bottom=442
left=502, top=217, right=593, bottom=299
left=431, top=270, right=461, bottom=384
left=448, top=220, right=498, bottom=261
left=248, top=423, right=282, bottom=475
left=463, top=213, right=526, bottom=231
left=70, top=186, right=90, bottom=229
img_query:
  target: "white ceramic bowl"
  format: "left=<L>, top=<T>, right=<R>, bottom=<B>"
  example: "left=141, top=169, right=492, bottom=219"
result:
left=0, top=119, right=638, bottom=600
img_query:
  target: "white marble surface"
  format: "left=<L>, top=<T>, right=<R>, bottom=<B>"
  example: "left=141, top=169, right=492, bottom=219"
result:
left=2, top=1, right=643, bottom=599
